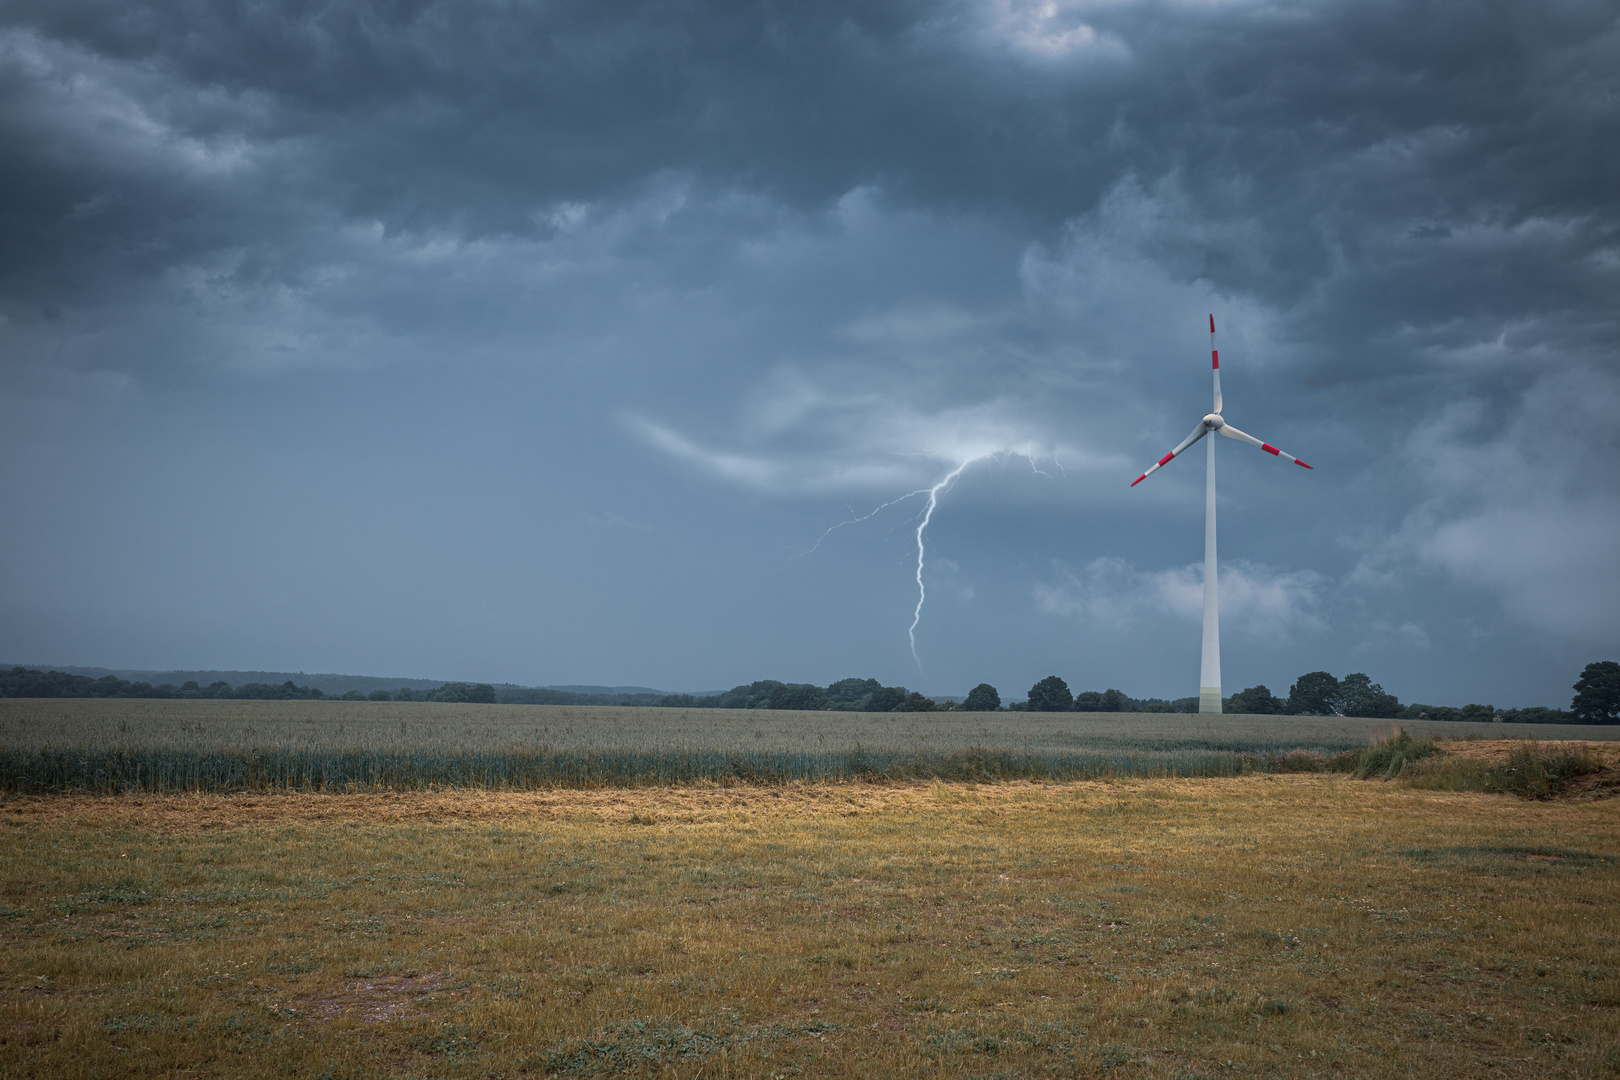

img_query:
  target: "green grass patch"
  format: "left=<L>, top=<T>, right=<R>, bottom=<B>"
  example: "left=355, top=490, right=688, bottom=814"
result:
left=1348, top=730, right=1441, bottom=779
left=1242, top=730, right=1441, bottom=779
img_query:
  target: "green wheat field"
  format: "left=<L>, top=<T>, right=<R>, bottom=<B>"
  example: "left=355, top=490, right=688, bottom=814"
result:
left=4, top=698, right=1615, bottom=794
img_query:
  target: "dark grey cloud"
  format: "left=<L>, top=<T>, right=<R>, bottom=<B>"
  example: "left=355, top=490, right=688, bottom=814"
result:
left=10, top=2, right=1615, bottom=279
left=1, top=1, right=1616, bottom=704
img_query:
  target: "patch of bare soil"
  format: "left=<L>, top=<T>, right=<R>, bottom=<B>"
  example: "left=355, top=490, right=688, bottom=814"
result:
left=1558, top=769, right=1620, bottom=800
left=301, top=972, right=454, bottom=1023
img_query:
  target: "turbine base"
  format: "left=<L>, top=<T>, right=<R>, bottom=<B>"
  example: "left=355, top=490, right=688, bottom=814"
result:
left=1199, top=687, right=1222, bottom=714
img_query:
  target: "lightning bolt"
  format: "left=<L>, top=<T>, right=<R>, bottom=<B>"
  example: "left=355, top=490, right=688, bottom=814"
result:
left=794, top=489, right=932, bottom=559
left=802, top=450, right=1055, bottom=671
left=907, top=460, right=972, bottom=668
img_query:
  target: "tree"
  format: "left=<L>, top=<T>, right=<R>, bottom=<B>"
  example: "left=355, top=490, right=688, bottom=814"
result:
left=1498, top=706, right=1570, bottom=724
left=742, top=680, right=786, bottom=709
left=867, top=686, right=908, bottom=712
left=827, top=678, right=882, bottom=709
left=1027, top=675, right=1073, bottom=712
left=235, top=680, right=323, bottom=700
left=1072, top=688, right=1128, bottom=712
left=425, top=682, right=497, bottom=704
left=1337, top=673, right=1400, bottom=718
left=896, top=691, right=936, bottom=712
left=368, top=689, right=392, bottom=701
left=767, top=683, right=828, bottom=711
left=1227, top=685, right=1281, bottom=715
left=1286, top=671, right=1340, bottom=715
left=963, top=683, right=1001, bottom=712
left=1572, top=661, right=1620, bottom=723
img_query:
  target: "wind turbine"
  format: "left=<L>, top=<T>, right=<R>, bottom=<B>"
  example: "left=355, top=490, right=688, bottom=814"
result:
left=1130, top=315, right=1312, bottom=714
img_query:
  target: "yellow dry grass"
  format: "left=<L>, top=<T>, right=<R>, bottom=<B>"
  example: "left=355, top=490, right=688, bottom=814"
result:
left=2, top=776, right=1617, bottom=1078
left=1437, top=739, right=1620, bottom=768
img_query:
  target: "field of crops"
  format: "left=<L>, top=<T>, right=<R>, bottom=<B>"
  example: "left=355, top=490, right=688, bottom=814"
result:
left=5, top=698, right=1617, bottom=794
left=8, top=698, right=1617, bottom=753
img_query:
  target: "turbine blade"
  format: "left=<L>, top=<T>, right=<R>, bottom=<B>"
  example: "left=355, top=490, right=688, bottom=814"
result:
left=1130, top=421, right=1208, bottom=486
left=1169, top=420, right=1209, bottom=456
left=1217, top=423, right=1313, bottom=468
left=1210, top=314, right=1222, bottom=414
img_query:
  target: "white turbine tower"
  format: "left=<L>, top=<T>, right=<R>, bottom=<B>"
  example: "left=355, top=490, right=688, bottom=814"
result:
left=1130, top=316, right=1313, bottom=714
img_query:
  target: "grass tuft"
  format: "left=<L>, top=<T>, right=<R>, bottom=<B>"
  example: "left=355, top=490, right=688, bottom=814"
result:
left=1244, top=729, right=1441, bottom=779
left=1349, top=729, right=1441, bottom=780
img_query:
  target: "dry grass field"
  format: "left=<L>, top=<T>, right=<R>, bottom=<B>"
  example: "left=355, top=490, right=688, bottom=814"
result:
left=2, top=773, right=1617, bottom=1078
left=1438, top=740, right=1620, bottom=769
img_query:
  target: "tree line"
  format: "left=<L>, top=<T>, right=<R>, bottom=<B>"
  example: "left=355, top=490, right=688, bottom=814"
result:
left=6, top=660, right=1614, bottom=723
left=656, top=678, right=941, bottom=712
left=496, top=688, right=670, bottom=707
left=646, top=678, right=1214, bottom=714
left=0, top=667, right=496, bottom=704
left=1009, top=660, right=1619, bottom=723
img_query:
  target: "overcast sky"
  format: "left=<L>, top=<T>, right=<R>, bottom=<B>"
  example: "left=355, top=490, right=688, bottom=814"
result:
left=2, top=0, right=1617, bottom=705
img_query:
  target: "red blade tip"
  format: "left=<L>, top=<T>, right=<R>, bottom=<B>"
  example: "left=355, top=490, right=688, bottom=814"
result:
left=1130, top=474, right=1146, bottom=487
left=1296, top=460, right=1313, bottom=469
left=1208, top=314, right=1215, bottom=333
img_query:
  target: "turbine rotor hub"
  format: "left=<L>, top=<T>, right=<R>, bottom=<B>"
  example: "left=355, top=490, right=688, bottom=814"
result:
left=1204, top=413, right=1224, bottom=430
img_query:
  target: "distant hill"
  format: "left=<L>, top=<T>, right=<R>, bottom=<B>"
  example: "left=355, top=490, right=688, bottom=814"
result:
left=508, top=684, right=668, bottom=696
left=3, top=665, right=450, bottom=697
left=3, top=666, right=676, bottom=699
left=2, top=666, right=970, bottom=705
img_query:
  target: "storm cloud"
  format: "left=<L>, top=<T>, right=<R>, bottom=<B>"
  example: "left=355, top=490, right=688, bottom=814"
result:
left=2, top=0, right=1616, bottom=705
